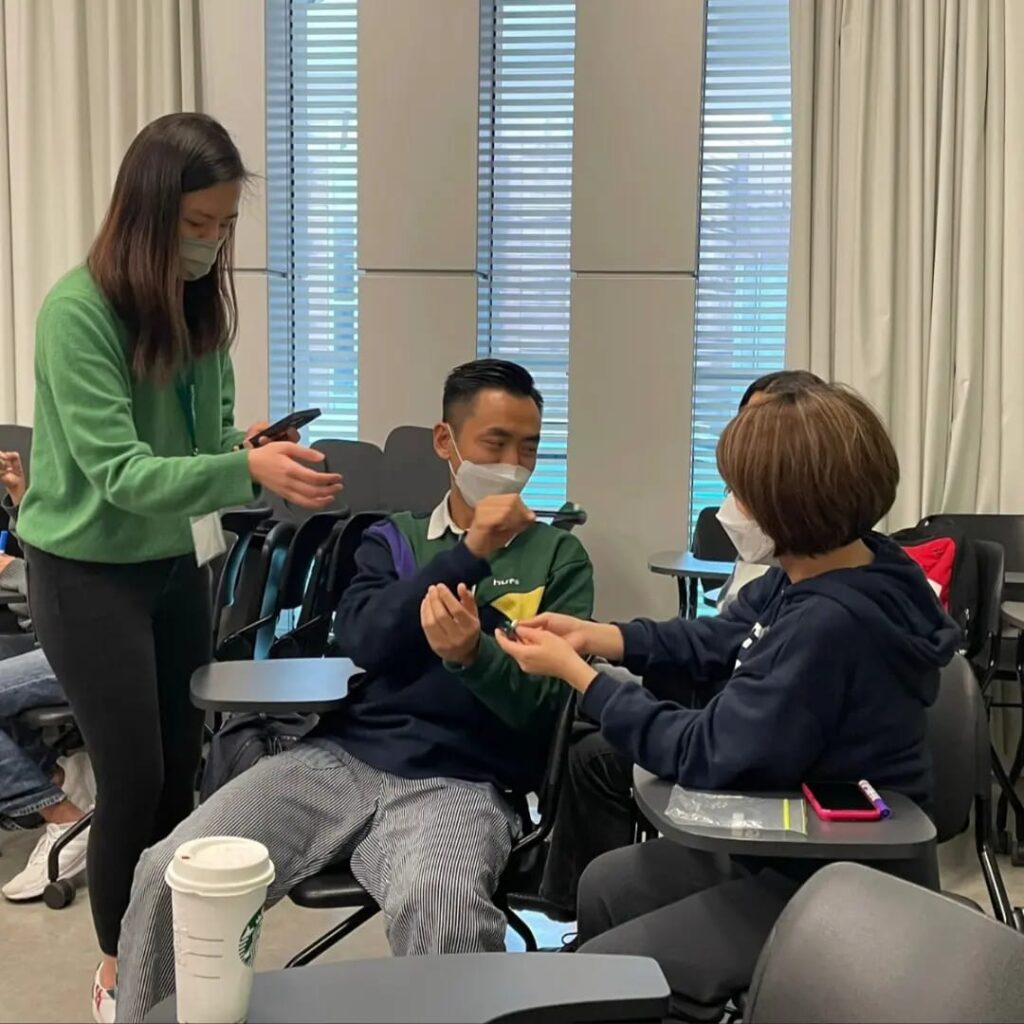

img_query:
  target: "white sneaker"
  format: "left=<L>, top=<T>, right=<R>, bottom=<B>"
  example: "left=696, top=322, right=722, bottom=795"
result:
left=58, top=751, right=96, bottom=811
left=91, top=966, right=116, bottom=1024
left=1, top=820, right=89, bottom=901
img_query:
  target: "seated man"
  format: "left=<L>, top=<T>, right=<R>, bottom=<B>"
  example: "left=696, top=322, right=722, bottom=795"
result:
left=116, top=359, right=594, bottom=1020
left=0, top=449, right=94, bottom=899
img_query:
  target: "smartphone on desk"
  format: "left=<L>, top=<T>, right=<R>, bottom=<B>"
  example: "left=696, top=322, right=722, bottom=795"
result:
left=802, top=781, right=882, bottom=822
left=256, top=408, right=322, bottom=444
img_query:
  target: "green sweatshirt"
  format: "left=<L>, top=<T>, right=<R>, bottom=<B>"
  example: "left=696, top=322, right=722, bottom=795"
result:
left=16, top=266, right=255, bottom=563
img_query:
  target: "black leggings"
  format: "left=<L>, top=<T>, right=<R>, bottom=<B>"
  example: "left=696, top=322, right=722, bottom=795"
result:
left=27, top=547, right=209, bottom=955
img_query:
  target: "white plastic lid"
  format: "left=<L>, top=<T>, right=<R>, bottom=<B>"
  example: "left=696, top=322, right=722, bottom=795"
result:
left=165, top=836, right=275, bottom=897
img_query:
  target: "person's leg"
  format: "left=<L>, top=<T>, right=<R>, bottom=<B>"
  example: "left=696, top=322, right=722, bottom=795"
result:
left=578, top=845, right=799, bottom=1022
left=150, top=558, right=211, bottom=843
left=576, top=839, right=738, bottom=943
left=115, top=741, right=381, bottom=1022
left=26, top=550, right=166, bottom=967
left=540, top=726, right=636, bottom=913
left=351, top=773, right=519, bottom=955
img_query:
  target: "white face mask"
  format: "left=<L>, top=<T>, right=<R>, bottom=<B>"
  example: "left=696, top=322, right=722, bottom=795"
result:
left=446, top=427, right=532, bottom=508
left=716, top=493, right=776, bottom=564
left=181, top=236, right=224, bottom=281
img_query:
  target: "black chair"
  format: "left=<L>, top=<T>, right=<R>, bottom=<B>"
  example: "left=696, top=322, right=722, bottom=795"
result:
left=681, top=506, right=737, bottom=619
left=0, top=424, right=31, bottom=550
left=285, top=691, right=580, bottom=966
left=313, top=439, right=384, bottom=515
left=215, top=519, right=298, bottom=661
left=380, top=425, right=449, bottom=515
left=268, top=512, right=387, bottom=660
left=927, top=654, right=1016, bottom=925
left=919, top=515, right=1024, bottom=864
left=745, top=862, right=1024, bottom=1024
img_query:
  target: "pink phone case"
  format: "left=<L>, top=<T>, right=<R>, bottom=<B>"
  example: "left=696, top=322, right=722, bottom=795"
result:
left=802, top=783, right=882, bottom=821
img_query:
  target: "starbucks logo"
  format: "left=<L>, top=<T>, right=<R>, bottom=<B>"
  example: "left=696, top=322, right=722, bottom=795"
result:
left=238, top=907, right=265, bottom=967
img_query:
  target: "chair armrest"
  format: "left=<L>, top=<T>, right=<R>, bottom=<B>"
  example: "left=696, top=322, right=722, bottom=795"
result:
left=191, top=658, right=361, bottom=714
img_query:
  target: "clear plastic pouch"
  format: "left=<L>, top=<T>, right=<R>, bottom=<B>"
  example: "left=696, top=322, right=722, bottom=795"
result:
left=665, top=786, right=807, bottom=836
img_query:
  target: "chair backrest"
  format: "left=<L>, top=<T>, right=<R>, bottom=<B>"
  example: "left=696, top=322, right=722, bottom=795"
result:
left=322, top=511, right=389, bottom=654
left=926, top=653, right=988, bottom=843
left=922, top=513, right=1024, bottom=601
left=313, top=439, right=384, bottom=515
left=275, top=511, right=350, bottom=612
left=0, top=424, right=31, bottom=472
left=971, top=539, right=1005, bottom=675
left=216, top=519, right=297, bottom=660
left=381, top=425, right=449, bottom=515
left=0, top=426, right=31, bottom=522
left=690, top=506, right=737, bottom=562
left=746, top=862, right=1024, bottom=1023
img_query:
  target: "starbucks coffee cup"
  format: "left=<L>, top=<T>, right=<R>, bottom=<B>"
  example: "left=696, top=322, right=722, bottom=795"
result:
left=165, top=836, right=275, bottom=1024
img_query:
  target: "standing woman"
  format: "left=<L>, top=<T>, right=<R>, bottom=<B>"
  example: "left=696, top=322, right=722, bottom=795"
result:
left=16, top=113, right=341, bottom=1021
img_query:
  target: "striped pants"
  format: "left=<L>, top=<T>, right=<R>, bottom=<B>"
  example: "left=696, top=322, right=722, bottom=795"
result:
left=115, top=740, right=519, bottom=1022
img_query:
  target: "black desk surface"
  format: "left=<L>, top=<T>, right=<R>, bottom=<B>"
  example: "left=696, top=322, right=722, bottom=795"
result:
left=634, top=767, right=936, bottom=861
left=144, top=953, right=670, bottom=1024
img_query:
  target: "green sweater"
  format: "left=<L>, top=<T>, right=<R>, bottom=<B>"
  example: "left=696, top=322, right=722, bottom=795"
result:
left=17, top=266, right=255, bottom=563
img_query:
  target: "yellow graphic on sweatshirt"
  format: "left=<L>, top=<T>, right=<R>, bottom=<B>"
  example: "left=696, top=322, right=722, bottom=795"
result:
left=492, top=587, right=544, bottom=624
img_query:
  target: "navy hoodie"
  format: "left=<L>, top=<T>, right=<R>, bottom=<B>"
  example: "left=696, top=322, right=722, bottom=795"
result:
left=581, top=534, right=960, bottom=809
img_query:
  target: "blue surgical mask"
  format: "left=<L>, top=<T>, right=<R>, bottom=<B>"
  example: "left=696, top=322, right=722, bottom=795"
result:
left=181, top=237, right=224, bottom=281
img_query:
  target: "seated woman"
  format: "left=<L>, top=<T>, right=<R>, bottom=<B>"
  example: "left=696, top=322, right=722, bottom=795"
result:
left=536, top=369, right=825, bottom=917
left=0, top=449, right=94, bottom=901
left=497, top=383, right=958, bottom=1022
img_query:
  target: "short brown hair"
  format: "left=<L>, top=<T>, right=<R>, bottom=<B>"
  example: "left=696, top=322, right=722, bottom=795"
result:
left=717, top=384, right=899, bottom=557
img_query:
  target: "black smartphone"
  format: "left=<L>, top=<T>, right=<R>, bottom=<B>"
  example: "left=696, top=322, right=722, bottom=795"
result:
left=257, top=408, right=321, bottom=443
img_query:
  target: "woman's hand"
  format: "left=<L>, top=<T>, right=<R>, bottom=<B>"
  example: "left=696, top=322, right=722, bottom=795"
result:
left=243, top=421, right=300, bottom=448
left=519, top=613, right=625, bottom=662
left=494, top=626, right=598, bottom=692
left=0, top=451, right=26, bottom=506
left=248, top=442, right=343, bottom=509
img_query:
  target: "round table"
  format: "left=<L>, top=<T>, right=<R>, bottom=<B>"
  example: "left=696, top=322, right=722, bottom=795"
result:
left=647, top=551, right=735, bottom=618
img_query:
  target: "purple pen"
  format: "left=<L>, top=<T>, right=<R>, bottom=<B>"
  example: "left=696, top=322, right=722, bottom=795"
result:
left=858, top=779, right=891, bottom=818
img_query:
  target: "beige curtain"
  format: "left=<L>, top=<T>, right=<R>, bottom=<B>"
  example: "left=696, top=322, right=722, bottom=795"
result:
left=787, top=0, right=1024, bottom=529
left=0, top=0, right=200, bottom=423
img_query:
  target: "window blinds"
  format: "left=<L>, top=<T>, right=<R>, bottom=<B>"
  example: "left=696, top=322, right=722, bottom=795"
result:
left=477, top=1, right=576, bottom=507
left=267, top=0, right=359, bottom=443
left=688, top=0, right=792, bottom=534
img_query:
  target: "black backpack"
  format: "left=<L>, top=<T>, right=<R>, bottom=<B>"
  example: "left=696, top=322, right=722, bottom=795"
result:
left=199, top=712, right=318, bottom=802
left=890, top=516, right=980, bottom=656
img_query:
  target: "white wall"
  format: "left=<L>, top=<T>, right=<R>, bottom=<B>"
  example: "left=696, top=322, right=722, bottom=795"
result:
left=569, top=0, right=705, bottom=620
left=356, top=0, right=480, bottom=443
left=198, top=0, right=269, bottom=429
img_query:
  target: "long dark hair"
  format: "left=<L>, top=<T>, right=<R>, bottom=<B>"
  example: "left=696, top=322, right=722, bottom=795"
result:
left=88, top=113, right=248, bottom=380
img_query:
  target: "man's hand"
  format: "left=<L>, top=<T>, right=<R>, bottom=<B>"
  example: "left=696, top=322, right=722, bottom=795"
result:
left=0, top=451, right=26, bottom=506
left=464, top=494, right=536, bottom=559
left=494, top=626, right=598, bottom=692
left=420, top=583, right=482, bottom=665
left=519, top=613, right=625, bottom=662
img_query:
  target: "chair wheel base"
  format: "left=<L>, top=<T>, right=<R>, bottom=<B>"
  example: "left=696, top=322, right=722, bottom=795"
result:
left=1011, top=841, right=1024, bottom=868
left=995, top=830, right=1011, bottom=856
left=43, top=879, right=76, bottom=909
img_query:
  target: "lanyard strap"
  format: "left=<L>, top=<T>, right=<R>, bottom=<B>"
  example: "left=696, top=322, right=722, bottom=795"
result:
left=175, top=371, right=199, bottom=456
